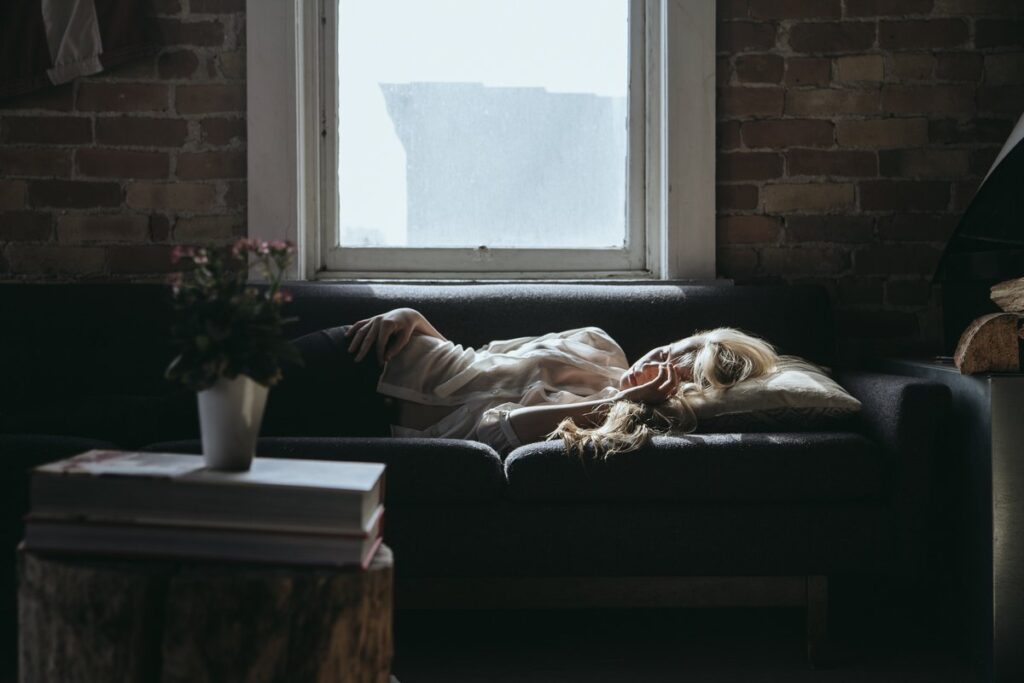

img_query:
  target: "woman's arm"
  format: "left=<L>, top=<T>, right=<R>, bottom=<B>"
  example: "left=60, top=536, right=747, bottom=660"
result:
left=507, top=364, right=682, bottom=445
left=345, top=307, right=446, bottom=364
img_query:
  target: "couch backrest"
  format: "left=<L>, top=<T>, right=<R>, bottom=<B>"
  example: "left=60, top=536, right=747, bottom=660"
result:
left=0, top=282, right=833, bottom=405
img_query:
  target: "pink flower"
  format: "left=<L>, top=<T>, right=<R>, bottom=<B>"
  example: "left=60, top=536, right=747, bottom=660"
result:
left=272, top=290, right=293, bottom=303
left=268, top=240, right=290, bottom=252
left=170, top=245, right=194, bottom=264
left=193, top=249, right=209, bottom=265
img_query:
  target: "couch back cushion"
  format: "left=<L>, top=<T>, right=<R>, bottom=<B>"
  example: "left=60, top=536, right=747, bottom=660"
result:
left=0, top=281, right=832, bottom=410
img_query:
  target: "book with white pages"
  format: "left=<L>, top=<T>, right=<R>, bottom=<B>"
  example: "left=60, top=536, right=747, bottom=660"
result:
left=31, top=450, right=385, bottom=535
left=24, top=505, right=385, bottom=569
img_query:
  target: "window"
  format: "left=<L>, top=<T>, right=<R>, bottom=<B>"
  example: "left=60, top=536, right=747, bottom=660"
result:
left=246, top=0, right=715, bottom=280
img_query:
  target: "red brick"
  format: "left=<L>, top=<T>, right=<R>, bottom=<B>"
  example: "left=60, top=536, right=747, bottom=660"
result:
left=224, top=181, right=246, bottom=208
left=217, top=50, right=246, bottom=79
left=984, top=54, right=1024, bottom=85
left=836, top=118, right=929, bottom=149
left=0, top=83, right=74, bottom=112
left=174, top=215, right=243, bottom=241
left=108, top=245, right=178, bottom=274
left=877, top=214, right=957, bottom=242
left=0, top=149, right=71, bottom=177
left=763, top=183, right=855, bottom=212
left=892, top=54, right=935, bottom=81
left=718, top=121, right=743, bottom=150
left=176, top=150, right=246, bottom=179
left=859, top=181, right=949, bottom=211
left=749, top=0, right=840, bottom=18
left=878, top=149, right=969, bottom=178
left=952, top=179, right=982, bottom=212
left=150, top=214, right=173, bottom=241
left=718, top=0, right=750, bottom=20
left=887, top=280, right=933, bottom=306
left=788, top=22, right=875, bottom=54
left=5, top=245, right=106, bottom=275
left=717, top=247, right=759, bottom=277
left=742, top=119, right=834, bottom=148
left=835, top=56, right=884, bottom=83
left=933, top=0, right=1023, bottom=14
left=975, top=20, right=1024, bottom=49
left=156, top=19, right=225, bottom=46
left=784, top=58, right=830, bottom=86
left=716, top=185, right=760, bottom=210
left=718, top=87, right=784, bottom=118
left=717, top=57, right=732, bottom=87
left=0, top=211, right=51, bottom=241
left=845, top=0, right=934, bottom=15
left=854, top=245, right=942, bottom=274
left=717, top=152, right=783, bottom=180
left=928, top=118, right=1013, bottom=144
left=879, top=20, right=968, bottom=49
left=882, top=85, right=975, bottom=115
left=971, top=148, right=999, bottom=176
left=717, top=22, right=777, bottom=53
left=786, top=215, right=874, bottom=243
left=735, top=55, right=784, bottom=83
left=785, top=88, right=880, bottom=116
left=786, top=149, right=877, bottom=177
left=979, top=86, right=1024, bottom=114
left=95, top=117, right=189, bottom=147
left=836, top=309, right=919, bottom=338
left=3, top=116, right=92, bottom=144
left=936, top=53, right=982, bottom=82
left=717, top=215, right=781, bottom=244
left=0, top=181, right=27, bottom=209
left=101, top=57, right=157, bottom=80
left=176, top=84, right=245, bottom=114
left=158, top=50, right=201, bottom=79
left=28, top=180, right=122, bottom=209
left=77, top=83, right=169, bottom=112
left=201, top=117, right=246, bottom=145
left=126, top=182, right=218, bottom=210
left=190, top=0, right=245, bottom=11
left=57, top=214, right=149, bottom=242
left=77, top=149, right=170, bottom=179
left=760, top=247, right=849, bottom=274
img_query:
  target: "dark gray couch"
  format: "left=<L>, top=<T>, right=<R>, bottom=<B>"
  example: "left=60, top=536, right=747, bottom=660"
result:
left=0, top=282, right=950, bottom=666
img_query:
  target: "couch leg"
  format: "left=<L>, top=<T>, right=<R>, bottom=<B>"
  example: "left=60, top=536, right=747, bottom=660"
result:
left=805, top=575, right=828, bottom=668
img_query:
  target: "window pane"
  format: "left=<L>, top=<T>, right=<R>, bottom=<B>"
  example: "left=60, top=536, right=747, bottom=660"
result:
left=336, top=0, right=630, bottom=249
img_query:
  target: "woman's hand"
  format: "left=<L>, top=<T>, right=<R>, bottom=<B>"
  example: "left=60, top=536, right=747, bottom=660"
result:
left=620, top=347, right=670, bottom=389
left=614, top=363, right=681, bottom=405
left=345, top=308, right=438, bottom=364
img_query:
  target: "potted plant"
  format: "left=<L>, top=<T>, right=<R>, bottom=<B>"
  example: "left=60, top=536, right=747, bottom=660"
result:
left=166, top=239, right=301, bottom=471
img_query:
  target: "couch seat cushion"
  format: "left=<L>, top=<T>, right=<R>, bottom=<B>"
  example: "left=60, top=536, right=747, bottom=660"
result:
left=505, top=433, right=884, bottom=503
left=143, top=437, right=505, bottom=505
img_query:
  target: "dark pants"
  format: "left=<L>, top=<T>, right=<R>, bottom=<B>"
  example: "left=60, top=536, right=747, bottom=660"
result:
left=262, top=326, right=395, bottom=437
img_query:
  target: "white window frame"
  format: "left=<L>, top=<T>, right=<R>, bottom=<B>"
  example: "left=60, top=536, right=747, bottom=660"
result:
left=247, top=0, right=715, bottom=281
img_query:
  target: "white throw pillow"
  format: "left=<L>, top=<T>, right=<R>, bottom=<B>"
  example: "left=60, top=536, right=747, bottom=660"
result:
left=687, top=356, right=861, bottom=432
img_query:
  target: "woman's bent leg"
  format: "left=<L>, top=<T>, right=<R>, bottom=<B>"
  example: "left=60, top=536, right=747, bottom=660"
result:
left=262, top=326, right=394, bottom=437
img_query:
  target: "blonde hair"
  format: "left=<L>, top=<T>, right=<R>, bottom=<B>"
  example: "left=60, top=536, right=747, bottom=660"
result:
left=553, top=327, right=777, bottom=459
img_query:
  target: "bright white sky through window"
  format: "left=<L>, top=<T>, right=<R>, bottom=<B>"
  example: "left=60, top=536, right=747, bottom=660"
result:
left=337, top=0, right=629, bottom=249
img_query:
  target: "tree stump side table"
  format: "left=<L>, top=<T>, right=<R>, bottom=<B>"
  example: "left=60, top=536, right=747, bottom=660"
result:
left=18, top=544, right=393, bottom=683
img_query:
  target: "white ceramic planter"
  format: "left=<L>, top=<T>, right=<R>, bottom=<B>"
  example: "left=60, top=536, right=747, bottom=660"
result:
left=197, top=375, right=269, bottom=471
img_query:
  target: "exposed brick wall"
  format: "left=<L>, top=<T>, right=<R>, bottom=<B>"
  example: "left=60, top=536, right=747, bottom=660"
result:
left=717, top=0, right=1024, bottom=356
left=1, top=0, right=1022, bottom=356
left=0, top=0, right=245, bottom=280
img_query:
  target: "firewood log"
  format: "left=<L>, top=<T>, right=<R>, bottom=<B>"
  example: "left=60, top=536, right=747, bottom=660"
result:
left=991, top=276, right=1024, bottom=313
left=954, top=312, right=1023, bottom=375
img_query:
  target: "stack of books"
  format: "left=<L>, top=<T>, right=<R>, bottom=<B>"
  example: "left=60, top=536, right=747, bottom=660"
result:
left=24, top=450, right=385, bottom=568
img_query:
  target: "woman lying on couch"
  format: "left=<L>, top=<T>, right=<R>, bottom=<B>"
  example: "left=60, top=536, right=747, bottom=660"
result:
left=278, top=308, right=778, bottom=457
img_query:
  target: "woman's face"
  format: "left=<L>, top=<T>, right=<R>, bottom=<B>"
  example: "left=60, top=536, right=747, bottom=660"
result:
left=619, top=336, right=703, bottom=389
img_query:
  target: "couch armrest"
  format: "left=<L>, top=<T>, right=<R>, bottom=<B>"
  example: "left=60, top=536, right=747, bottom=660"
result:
left=834, top=370, right=951, bottom=572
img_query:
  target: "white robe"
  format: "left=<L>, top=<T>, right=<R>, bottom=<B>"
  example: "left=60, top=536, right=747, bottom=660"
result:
left=376, top=327, right=629, bottom=455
